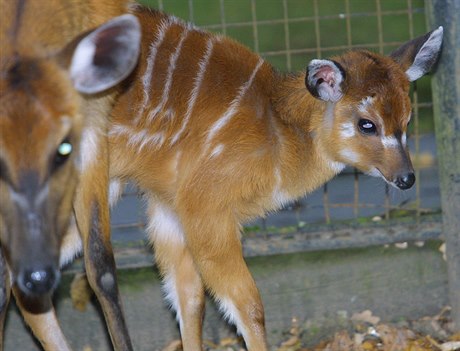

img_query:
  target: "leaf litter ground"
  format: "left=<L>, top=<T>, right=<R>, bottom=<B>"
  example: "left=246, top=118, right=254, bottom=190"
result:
left=160, top=306, right=459, bottom=351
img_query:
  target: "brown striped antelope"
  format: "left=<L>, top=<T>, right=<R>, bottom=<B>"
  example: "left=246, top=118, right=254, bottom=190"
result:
left=108, top=6, right=443, bottom=351
left=0, top=1, right=140, bottom=350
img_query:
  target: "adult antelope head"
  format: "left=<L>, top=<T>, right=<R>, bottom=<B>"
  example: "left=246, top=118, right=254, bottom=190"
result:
left=0, top=4, right=140, bottom=297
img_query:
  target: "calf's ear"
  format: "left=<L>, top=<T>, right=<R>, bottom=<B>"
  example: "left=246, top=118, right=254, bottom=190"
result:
left=305, top=59, right=346, bottom=102
left=390, top=26, right=443, bottom=82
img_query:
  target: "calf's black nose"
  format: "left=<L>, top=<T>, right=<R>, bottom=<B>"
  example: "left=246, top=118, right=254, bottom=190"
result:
left=395, top=172, right=415, bottom=190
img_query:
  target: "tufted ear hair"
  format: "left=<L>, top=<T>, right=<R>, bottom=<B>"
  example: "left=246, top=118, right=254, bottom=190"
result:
left=390, top=26, right=443, bottom=82
left=62, top=14, right=141, bottom=94
left=305, top=59, right=346, bottom=102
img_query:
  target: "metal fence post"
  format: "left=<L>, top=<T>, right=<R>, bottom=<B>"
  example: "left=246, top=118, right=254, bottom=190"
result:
left=425, top=0, right=460, bottom=330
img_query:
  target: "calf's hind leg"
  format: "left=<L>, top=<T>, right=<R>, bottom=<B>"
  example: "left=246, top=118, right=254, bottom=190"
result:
left=179, top=208, right=268, bottom=351
left=147, top=200, right=205, bottom=351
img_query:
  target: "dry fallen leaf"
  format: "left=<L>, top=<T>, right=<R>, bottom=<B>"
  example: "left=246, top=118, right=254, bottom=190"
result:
left=439, top=243, right=447, bottom=261
left=165, top=307, right=456, bottom=351
left=440, top=341, right=460, bottom=351
left=360, top=340, right=378, bottom=351
left=281, top=335, right=301, bottom=347
left=70, top=272, right=93, bottom=312
left=406, top=336, right=440, bottom=351
left=354, top=333, right=365, bottom=345
left=279, top=337, right=303, bottom=351
left=220, top=337, right=243, bottom=347
left=324, top=331, right=354, bottom=351
left=376, top=324, right=412, bottom=349
left=277, top=316, right=303, bottom=351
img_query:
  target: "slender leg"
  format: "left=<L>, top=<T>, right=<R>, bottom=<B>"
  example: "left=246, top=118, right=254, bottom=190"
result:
left=73, top=132, right=132, bottom=351
left=155, top=242, right=205, bottom=350
left=0, top=248, right=11, bottom=351
left=179, top=209, right=267, bottom=351
left=147, top=200, right=205, bottom=351
left=1, top=251, right=70, bottom=351
left=13, top=288, right=71, bottom=351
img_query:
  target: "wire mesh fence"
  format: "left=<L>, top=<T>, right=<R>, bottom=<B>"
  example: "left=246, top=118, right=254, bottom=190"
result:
left=111, top=0, right=442, bottom=251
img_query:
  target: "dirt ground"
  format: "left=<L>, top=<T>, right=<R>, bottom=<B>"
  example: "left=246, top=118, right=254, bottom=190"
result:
left=160, top=307, right=460, bottom=351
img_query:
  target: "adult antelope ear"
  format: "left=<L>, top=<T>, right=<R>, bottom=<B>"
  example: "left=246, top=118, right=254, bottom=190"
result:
left=61, top=14, right=141, bottom=94
left=390, top=26, right=443, bottom=82
left=305, top=59, right=346, bottom=102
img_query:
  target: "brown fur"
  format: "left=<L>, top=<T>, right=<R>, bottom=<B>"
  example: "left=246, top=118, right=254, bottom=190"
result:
left=0, top=2, right=438, bottom=349
left=0, top=1, right=135, bottom=350
left=105, top=8, right=439, bottom=350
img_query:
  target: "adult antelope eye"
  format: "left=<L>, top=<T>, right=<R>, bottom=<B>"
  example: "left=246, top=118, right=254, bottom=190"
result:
left=54, top=140, right=73, bottom=168
left=358, top=119, right=377, bottom=135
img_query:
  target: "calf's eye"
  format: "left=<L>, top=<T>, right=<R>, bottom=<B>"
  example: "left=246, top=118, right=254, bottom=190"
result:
left=358, top=119, right=377, bottom=135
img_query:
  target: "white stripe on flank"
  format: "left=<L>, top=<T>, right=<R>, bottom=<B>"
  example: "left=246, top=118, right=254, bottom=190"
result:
left=206, top=57, right=264, bottom=145
left=135, top=19, right=172, bottom=124
left=164, top=108, right=176, bottom=120
left=209, top=144, right=224, bottom=158
left=127, top=129, right=149, bottom=147
left=110, top=124, right=144, bottom=147
left=170, top=37, right=215, bottom=145
left=109, top=124, right=131, bottom=138
left=137, top=132, right=166, bottom=152
left=110, top=124, right=166, bottom=152
left=147, top=27, right=190, bottom=123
